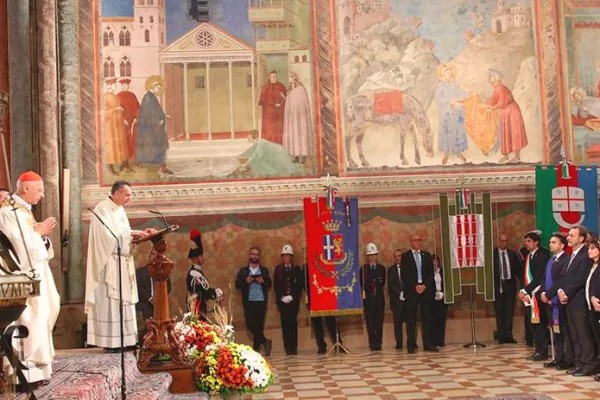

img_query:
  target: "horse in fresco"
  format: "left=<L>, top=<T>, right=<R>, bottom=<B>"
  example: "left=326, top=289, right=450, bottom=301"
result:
left=345, top=92, right=433, bottom=167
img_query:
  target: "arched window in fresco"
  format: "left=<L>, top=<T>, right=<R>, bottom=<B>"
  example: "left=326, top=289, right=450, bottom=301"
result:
left=119, top=29, right=131, bottom=46
left=139, top=0, right=145, bottom=4
left=344, top=17, right=351, bottom=35
left=104, top=57, right=115, bottom=78
left=145, top=30, right=150, bottom=42
left=294, top=55, right=299, bottom=62
left=103, top=28, right=114, bottom=46
left=103, top=31, right=109, bottom=47
left=120, top=57, right=132, bottom=77
left=148, top=0, right=154, bottom=5
left=302, top=55, right=307, bottom=62
left=150, top=16, right=154, bottom=23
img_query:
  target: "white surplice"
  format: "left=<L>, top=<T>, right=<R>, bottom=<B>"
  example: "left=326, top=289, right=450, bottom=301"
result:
left=85, top=197, right=138, bottom=348
left=0, top=194, right=60, bottom=383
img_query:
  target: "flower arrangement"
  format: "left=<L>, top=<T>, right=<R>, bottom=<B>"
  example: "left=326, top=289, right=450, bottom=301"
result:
left=196, top=342, right=274, bottom=395
left=176, top=303, right=274, bottom=396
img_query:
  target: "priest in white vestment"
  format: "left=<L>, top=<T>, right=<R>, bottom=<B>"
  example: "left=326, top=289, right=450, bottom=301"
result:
left=0, top=171, right=60, bottom=384
left=85, top=181, right=153, bottom=350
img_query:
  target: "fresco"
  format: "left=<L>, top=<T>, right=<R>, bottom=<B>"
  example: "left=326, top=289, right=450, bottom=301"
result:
left=337, top=0, right=545, bottom=169
left=98, top=0, right=317, bottom=183
left=560, top=1, right=600, bottom=165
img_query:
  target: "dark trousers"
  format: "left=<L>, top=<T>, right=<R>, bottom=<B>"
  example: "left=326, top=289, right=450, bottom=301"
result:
left=587, top=310, right=600, bottom=358
left=533, top=302, right=549, bottom=357
left=365, top=306, right=384, bottom=347
left=243, top=301, right=268, bottom=350
left=390, top=301, right=405, bottom=347
left=406, top=293, right=432, bottom=349
left=279, top=303, right=299, bottom=353
left=524, top=308, right=535, bottom=346
left=567, top=306, right=598, bottom=372
left=552, top=305, right=573, bottom=365
left=430, top=299, right=448, bottom=346
left=494, top=280, right=516, bottom=341
left=311, top=316, right=339, bottom=350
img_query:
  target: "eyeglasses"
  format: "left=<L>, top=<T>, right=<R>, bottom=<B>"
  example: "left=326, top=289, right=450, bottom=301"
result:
left=250, top=252, right=260, bottom=256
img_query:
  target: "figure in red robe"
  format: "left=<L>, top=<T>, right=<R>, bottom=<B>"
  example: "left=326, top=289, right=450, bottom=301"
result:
left=486, top=69, right=527, bottom=163
left=117, top=78, right=139, bottom=171
left=259, top=71, right=287, bottom=145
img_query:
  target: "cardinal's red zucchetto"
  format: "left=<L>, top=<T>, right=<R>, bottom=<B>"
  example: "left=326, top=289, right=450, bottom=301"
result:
left=18, top=171, right=43, bottom=182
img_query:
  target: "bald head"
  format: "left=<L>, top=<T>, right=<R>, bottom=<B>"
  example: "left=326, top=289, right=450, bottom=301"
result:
left=16, top=180, right=45, bottom=205
left=498, top=234, right=509, bottom=250
left=410, top=234, right=422, bottom=251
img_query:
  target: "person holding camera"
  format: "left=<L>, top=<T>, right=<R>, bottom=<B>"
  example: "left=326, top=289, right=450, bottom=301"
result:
left=235, top=246, right=273, bottom=356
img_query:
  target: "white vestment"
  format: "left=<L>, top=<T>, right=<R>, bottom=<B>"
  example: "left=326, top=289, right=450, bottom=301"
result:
left=0, top=195, right=60, bottom=383
left=85, top=197, right=138, bottom=348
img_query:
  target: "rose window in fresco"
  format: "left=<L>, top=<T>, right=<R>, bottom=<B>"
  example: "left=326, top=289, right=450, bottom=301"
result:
left=195, top=30, right=216, bottom=48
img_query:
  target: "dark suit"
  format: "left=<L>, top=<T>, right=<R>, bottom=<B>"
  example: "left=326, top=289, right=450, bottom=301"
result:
left=274, top=264, right=304, bottom=354
left=522, top=247, right=551, bottom=357
left=388, top=263, right=405, bottom=348
left=493, top=247, right=522, bottom=342
left=235, top=265, right=272, bottom=351
left=430, top=269, right=448, bottom=347
left=519, top=246, right=534, bottom=346
left=401, top=249, right=435, bottom=350
left=541, top=253, right=571, bottom=365
left=586, top=265, right=600, bottom=360
left=360, top=263, right=386, bottom=349
left=547, top=246, right=596, bottom=372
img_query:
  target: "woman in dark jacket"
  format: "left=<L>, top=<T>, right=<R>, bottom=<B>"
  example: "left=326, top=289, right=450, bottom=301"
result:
left=430, top=254, right=449, bottom=347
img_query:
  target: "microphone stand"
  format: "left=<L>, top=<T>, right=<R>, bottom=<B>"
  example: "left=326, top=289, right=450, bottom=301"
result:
left=88, top=208, right=126, bottom=400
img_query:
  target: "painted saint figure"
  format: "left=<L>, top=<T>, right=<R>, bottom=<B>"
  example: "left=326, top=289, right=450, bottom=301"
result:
left=117, top=78, right=140, bottom=166
left=104, top=77, right=131, bottom=175
left=434, top=64, right=468, bottom=165
left=135, top=75, right=173, bottom=175
left=570, top=87, right=600, bottom=127
left=486, top=69, right=527, bottom=163
left=259, top=71, right=286, bottom=145
left=237, top=130, right=304, bottom=176
left=283, top=71, right=313, bottom=164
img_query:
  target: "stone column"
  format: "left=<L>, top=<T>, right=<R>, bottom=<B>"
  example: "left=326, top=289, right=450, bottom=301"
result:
left=7, top=0, right=34, bottom=176
left=251, top=59, right=256, bottom=131
left=183, top=62, right=189, bottom=140
left=0, top=0, right=10, bottom=188
left=228, top=61, right=234, bottom=139
left=37, top=0, right=63, bottom=297
left=206, top=62, right=211, bottom=141
left=59, top=0, right=84, bottom=301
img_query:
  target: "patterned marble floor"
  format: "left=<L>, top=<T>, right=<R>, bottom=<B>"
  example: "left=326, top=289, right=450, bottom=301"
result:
left=252, top=344, right=600, bottom=400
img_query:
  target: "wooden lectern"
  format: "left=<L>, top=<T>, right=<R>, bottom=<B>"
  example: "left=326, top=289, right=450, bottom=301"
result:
left=134, top=226, right=194, bottom=393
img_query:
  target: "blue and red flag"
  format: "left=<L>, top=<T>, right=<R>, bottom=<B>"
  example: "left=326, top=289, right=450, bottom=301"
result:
left=304, top=196, right=362, bottom=316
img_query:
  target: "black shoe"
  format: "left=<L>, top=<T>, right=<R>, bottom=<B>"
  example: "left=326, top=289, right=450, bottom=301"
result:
left=291, top=348, right=298, bottom=355
left=506, top=338, right=518, bottom=344
left=424, top=346, right=439, bottom=352
left=395, top=344, right=403, bottom=350
left=526, top=352, right=539, bottom=361
left=498, top=339, right=507, bottom=344
left=263, top=339, right=272, bottom=356
left=556, top=362, right=573, bottom=371
left=594, top=375, right=600, bottom=382
left=526, top=342, right=534, bottom=348
left=408, top=347, right=416, bottom=354
left=567, top=367, right=579, bottom=374
left=573, top=369, right=593, bottom=377
left=532, top=354, right=548, bottom=362
left=103, top=347, right=120, bottom=353
left=543, top=360, right=557, bottom=368
left=317, top=346, right=326, bottom=354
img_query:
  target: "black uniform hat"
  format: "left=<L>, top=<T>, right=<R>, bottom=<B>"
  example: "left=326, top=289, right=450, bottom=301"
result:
left=188, top=228, right=204, bottom=259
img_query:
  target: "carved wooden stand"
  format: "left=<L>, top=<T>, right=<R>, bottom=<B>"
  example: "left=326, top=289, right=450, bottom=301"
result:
left=136, top=233, right=194, bottom=394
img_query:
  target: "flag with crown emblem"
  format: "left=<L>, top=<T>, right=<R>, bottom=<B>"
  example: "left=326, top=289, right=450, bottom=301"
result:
left=304, top=197, right=362, bottom=316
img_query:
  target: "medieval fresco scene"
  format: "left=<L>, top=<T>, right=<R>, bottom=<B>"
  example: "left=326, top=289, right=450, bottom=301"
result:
left=99, top=0, right=316, bottom=183
left=338, top=0, right=544, bottom=169
left=562, top=2, right=600, bottom=165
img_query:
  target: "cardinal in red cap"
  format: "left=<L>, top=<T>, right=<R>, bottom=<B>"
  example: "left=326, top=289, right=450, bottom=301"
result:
left=0, top=169, right=60, bottom=383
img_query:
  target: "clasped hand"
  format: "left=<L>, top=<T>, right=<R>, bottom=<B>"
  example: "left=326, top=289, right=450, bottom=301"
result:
left=34, top=217, right=57, bottom=236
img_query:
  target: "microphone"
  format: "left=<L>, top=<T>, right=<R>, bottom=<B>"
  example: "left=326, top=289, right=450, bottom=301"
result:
left=148, top=209, right=169, bottom=229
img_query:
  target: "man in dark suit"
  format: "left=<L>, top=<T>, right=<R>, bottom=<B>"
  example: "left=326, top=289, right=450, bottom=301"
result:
left=135, top=265, right=171, bottom=344
left=493, top=234, right=522, bottom=344
left=538, top=234, right=570, bottom=368
left=548, top=226, right=596, bottom=376
left=519, top=244, right=534, bottom=347
left=235, top=246, right=273, bottom=356
left=588, top=251, right=600, bottom=382
left=360, top=242, right=386, bottom=351
left=519, top=230, right=551, bottom=361
left=401, top=234, right=436, bottom=353
left=388, top=249, right=405, bottom=350
left=274, top=245, right=304, bottom=355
